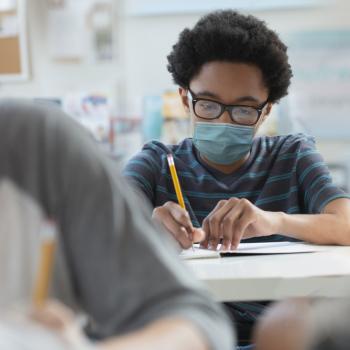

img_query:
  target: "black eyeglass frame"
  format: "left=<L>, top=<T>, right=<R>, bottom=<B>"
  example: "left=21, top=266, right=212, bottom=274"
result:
left=187, top=88, right=269, bottom=126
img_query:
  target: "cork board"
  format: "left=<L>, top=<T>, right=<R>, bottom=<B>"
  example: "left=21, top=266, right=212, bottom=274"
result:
left=0, top=36, right=21, bottom=74
left=0, top=0, right=28, bottom=81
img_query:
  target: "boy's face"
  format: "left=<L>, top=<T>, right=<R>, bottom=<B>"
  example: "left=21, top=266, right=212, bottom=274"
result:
left=179, top=61, right=272, bottom=132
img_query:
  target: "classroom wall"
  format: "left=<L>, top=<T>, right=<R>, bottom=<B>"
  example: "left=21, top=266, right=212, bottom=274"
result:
left=1, top=0, right=350, bottom=183
left=0, top=0, right=122, bottom=104
left=1, top=0, right=349, bottom=112
left=120, top=0, right=350, bottom=115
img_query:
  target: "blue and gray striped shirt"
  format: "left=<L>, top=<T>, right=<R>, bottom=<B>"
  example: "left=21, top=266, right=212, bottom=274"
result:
left=123, top=133, right=349, bottom=241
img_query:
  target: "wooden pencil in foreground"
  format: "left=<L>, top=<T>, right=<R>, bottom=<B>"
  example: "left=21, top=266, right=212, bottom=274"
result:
left=32, top=220, right=56, bottom=307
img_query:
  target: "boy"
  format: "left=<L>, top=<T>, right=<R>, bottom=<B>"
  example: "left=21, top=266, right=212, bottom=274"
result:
left=124, top=10, right=350, bottom=345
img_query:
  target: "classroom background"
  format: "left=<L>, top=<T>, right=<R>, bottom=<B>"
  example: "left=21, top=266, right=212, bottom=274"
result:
left=1, top=0, right=350, bottom=190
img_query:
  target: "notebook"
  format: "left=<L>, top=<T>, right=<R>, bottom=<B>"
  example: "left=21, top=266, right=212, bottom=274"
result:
left=180, top=241, right=328, bottom=260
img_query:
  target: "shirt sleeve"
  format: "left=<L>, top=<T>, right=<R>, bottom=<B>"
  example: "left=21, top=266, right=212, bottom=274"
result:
left=294, top=135, right=350, bottom=213
left=0, top=100, right=235, bottom=350
left=122, top=144, right=162, bottom=205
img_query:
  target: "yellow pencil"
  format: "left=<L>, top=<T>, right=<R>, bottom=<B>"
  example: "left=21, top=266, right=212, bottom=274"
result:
left=32, top=221, right=56, bottom=307
left=167, top=153, right=194, bottom=249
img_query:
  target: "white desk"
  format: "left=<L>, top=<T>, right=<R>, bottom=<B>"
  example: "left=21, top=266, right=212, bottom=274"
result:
left=185, top=246, right=350, bottom=301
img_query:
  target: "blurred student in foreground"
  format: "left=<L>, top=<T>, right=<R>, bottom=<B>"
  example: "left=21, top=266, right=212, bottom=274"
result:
left=254, top=297, right=350, bottom=350
left=0, top=99, right=235, bottom=350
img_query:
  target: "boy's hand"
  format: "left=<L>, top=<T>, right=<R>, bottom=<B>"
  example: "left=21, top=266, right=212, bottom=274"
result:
left=201, top=198, right=282, bottom=250
left=152, top=201, right=205, bottom=249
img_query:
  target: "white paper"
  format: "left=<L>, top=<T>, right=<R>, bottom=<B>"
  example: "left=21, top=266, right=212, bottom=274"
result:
left=287, top=30, right=350, bottom=139
left=180, top=242, right=328, bottom=260
left=47, top=7, right=86, bottom=59
left=180, top=248, right=219, bottom=260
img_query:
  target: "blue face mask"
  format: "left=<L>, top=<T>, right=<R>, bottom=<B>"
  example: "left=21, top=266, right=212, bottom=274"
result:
left=193, top=122, right=255, bottom=165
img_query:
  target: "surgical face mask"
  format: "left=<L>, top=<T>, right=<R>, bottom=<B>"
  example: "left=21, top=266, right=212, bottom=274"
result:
left=193, top=122, right=254, bottom=165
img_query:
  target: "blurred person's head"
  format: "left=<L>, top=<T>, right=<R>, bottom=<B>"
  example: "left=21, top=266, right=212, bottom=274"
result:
left=167, top=10, right=292, bottom=132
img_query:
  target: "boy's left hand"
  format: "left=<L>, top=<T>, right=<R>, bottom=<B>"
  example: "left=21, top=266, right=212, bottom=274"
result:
left=201, top=198, right=283, bottom=250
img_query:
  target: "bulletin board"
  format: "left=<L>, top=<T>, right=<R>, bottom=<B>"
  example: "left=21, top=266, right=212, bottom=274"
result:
left=0, top=0, right=29, bottom=82
left=286, top=30, right=350, bottom=139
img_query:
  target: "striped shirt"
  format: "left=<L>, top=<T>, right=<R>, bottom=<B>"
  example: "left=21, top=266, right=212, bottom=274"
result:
left=123, top=133, right=349, bottom=241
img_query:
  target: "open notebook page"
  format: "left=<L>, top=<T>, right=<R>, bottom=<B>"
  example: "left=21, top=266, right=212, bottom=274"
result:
left=180, top=241, right=328, bottom=260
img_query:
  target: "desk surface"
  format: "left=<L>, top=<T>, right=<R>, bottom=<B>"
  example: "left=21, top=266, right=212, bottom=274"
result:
left=185, top=246, right=350, bottom=301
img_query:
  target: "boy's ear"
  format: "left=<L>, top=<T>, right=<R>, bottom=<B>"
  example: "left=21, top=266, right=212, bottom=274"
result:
left=179, top=87, right=190, bottom=113
left=262, top=103, right=273, bottom=122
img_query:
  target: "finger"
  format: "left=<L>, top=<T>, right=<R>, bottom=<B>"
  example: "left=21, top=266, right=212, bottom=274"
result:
left=44, top=300, right=75, bottom=323
left=200, top=218, right=210, bottom=249
left=210, top=199, right=229, bottom=214
left=232, top=218, right=255, bottom=249
left=221, top=221, right=233, bottom=251
left=153, top=205, right=193, bottom=248
left=231, top=203, right=256, bottom=249
left=192, top=228, right=206, bottom=243
left=199, top=240, right=209, bottom=249
left=164, top=201, right=194, bottom=233
left=221, top=202, right=246, bottom=250
left=208, top=199, right=239, bottom=250
left=160, top=209, right=193, bottom=249
left=200, top=200, right=227, bottom=249
left=30, top=300, right=74, bottom=326
left=31, top=306, right=65, bottom=330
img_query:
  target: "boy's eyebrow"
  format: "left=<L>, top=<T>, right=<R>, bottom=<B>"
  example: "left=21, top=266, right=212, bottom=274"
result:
left=193, top=90, right=262, bottom=104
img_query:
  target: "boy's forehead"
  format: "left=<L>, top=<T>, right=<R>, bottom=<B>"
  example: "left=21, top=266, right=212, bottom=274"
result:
left=190, top=61, right=269, bottom=103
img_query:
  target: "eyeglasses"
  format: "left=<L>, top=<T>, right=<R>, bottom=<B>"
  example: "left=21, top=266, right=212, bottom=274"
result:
left=187, top=88, right=268, bottom=126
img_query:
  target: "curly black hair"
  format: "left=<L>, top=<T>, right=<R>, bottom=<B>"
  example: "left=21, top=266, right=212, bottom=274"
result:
left=167, top=10, right=292, bottom=103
